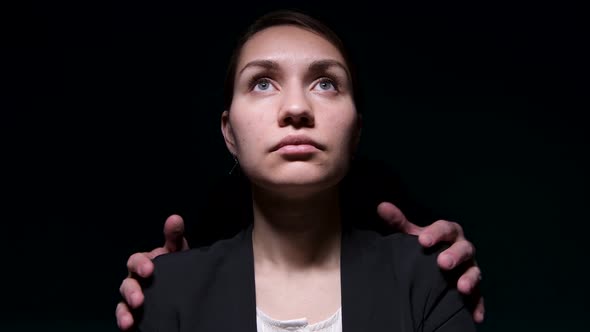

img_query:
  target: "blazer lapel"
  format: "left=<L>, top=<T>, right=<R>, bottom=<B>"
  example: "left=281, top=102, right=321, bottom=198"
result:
left=218, top=225, right=258, bottom=331
left=217, top=225, right=380, bottom=331
left=341, top=227, right=378, bottom=332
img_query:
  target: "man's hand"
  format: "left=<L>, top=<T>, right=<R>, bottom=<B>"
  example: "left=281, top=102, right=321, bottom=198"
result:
left=116, top=214, right=189, bottom=330
left=377, top=202, right=485, bottom=323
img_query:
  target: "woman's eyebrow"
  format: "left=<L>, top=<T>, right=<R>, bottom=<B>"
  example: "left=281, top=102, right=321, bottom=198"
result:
left=308, top=59, right=350, bottom=78
left=238, top=60, right=279, bottom=76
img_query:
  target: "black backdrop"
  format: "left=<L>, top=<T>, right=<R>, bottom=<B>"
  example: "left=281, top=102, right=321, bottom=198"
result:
left=2, top=1, right=588, bottom=331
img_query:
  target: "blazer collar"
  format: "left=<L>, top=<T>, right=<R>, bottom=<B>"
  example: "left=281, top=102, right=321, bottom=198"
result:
left=223, top=224, right=258, bottom=331
left=341, top=226, right=378, bottom=332
left=224, top=224, right=376, bottom=332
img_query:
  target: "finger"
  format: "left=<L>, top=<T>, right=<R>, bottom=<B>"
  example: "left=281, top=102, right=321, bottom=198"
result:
left=116, top=301, right=135, bottom=330
left=437, top=240, right=476, bottom=270
left=419, top=219, right=464, bottom=248
left=127, top=252, right=155, bottom=278
left=146, top=247, right=169, bottom=260
left=163, top=214, right=189, bottom=252
left=457, top=265, right=482, bottom=294
left=377, top=202, right=423, bottom=235
left=473, top=296, right=485, bottom=323
left=119, top=277, right=145, bottom=309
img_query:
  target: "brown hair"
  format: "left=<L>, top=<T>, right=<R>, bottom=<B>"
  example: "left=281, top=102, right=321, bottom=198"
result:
left=222, top=9, right=361, bottom=113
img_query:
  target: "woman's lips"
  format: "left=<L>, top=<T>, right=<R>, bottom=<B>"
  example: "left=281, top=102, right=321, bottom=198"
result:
left=271, top=134, right=324, bottom=158
left=276, top=144, right=319, bottom=155
left=272, top=134, right=324, bottom=151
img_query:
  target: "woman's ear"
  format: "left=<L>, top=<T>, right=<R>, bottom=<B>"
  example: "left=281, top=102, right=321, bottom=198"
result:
left=221, top=111, right=237, bottom=156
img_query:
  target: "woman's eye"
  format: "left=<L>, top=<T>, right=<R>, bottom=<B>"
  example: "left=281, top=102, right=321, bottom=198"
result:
left=253, top=78, right=274, bottom=92
left=314, top=78, right=337, bottom=91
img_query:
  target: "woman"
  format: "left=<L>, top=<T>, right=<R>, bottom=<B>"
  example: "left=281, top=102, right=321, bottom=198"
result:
left=134, top=10, right=476, bottom=331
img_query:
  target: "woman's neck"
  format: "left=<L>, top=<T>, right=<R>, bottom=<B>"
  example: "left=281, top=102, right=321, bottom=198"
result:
left=251, top=185, right=342, bottom=272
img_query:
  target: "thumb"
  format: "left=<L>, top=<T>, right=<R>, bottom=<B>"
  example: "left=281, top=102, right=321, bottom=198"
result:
left=377, top=202, right=423, bottom=236
left=163, top=214, right=190, bottom=252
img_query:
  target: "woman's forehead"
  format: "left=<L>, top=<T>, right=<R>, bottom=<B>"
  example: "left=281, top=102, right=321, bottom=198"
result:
left=236, top=25, right=347, bottom=72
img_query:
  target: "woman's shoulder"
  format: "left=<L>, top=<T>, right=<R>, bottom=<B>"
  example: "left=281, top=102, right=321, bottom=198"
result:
left=349, top=227, right=444, bottom=252
left=348, top=228, right=449, bottom=279
left=382, top=232, right=448, bottom=260
left=151, top=226, right=251, bottom=280
left=136, top=226, right=256, bottom=330
left=345, top=229, right=473, bottom=331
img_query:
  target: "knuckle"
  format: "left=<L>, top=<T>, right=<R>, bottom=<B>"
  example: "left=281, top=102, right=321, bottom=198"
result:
left=448, top=223, right=458, bottom=237
left=116, top=301, right=128, bottom=317
left=126, top=253, right=138, bottom=270
left=127, top=252, right=147, bottom=271
left=452, top=221, right=464, bottom=235
left=430, top=220, right=447, bottom=235
left=121, top=278, right=139, bottom=299
left=120, top=279, right=130, bottom=297
left=463, top=241, right=475, bottom=257
left=444, top=223, right=458, bottom=237
left=472, top=265, right=482, bottom=278
left=437, top=220, right=456, bottom=236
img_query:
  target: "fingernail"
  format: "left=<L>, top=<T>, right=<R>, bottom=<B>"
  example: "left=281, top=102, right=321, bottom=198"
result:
left=442, top=255, right=455, bottom=268
left=422, top=235, right=433, bottom=247
left=130, top=292, right=141, bottom=307
left=458, top=278, right=471, bottom=292
left=478, top=310, right=485, bottom=321
left=122, top=313, right=133, bottom=327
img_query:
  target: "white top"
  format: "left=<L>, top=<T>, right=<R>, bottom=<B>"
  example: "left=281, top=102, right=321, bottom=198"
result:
left=256, top=307, right=342, bottom=332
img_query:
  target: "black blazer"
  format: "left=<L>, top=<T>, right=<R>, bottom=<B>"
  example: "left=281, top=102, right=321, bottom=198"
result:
left=135, top=225, right=476, bottom=332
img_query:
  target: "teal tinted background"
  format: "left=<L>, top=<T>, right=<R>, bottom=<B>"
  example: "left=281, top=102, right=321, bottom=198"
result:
left=2, top=1, right=587, bottom=331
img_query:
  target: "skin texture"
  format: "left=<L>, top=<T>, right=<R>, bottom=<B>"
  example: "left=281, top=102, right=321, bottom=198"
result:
left=116, top=24, right=484, bottom=331
left=220, top=27, right=350, bottom=323
left=221, top=25, right=359, bottom=198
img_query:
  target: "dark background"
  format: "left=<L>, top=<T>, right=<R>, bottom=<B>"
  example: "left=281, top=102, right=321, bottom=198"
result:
left=2, top=1, right=588, bottom=331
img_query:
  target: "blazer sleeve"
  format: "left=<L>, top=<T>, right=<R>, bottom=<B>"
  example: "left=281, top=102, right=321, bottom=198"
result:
left=417, top=245, right=476, bottom=332
left=133, top=254, right=180, bottom=332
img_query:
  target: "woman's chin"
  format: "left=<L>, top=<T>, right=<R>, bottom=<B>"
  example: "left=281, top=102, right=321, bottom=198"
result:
left=242, top=160, right=349, bottom=194
left=253, top=172, right=344, bottom=196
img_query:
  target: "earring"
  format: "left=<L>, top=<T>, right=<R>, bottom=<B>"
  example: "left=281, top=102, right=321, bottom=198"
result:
left=229, top=156, right=239, bottom=175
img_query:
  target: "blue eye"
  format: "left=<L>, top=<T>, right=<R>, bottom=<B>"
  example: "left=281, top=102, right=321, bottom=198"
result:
left=257, top=81, right=270, bottom=90
left=315, top=79, right=337, bottom=91
left=252, top=78, right=274, bottom=91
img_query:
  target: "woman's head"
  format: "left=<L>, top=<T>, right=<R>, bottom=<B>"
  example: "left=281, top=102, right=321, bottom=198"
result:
left=221, top=10, right=361, bottom=197
left=222, top=10, right=360, bottom=112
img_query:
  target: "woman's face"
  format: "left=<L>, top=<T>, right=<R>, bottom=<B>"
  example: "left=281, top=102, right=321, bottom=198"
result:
left=221, top=25, right=359, bottom=196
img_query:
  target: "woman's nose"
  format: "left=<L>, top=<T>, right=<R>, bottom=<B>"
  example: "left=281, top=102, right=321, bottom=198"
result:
left=278, top=89, right=314, bottom=128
